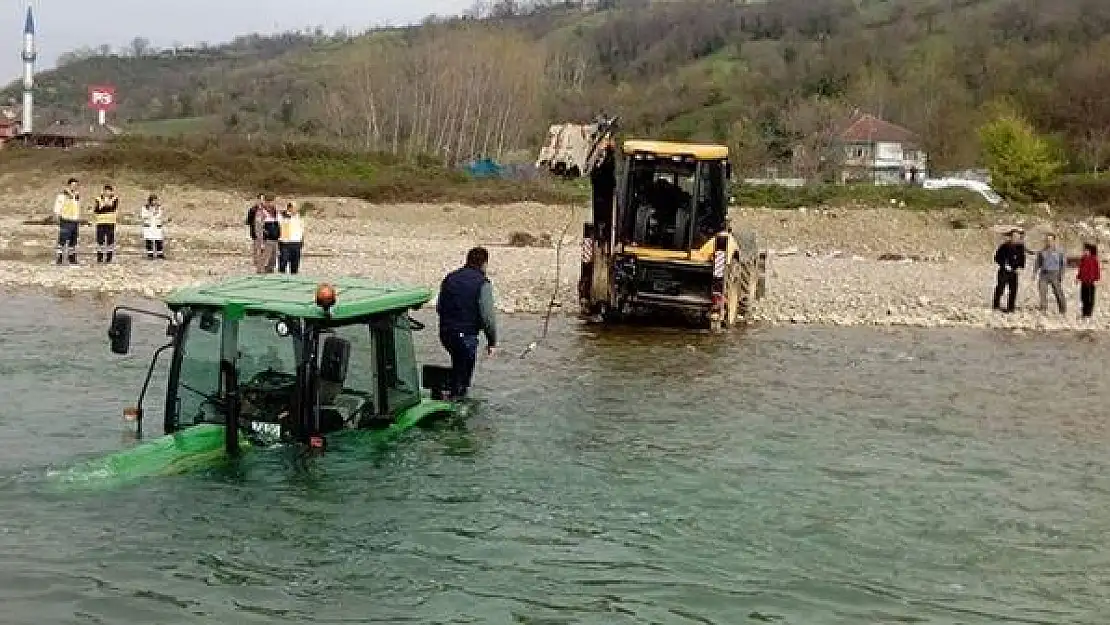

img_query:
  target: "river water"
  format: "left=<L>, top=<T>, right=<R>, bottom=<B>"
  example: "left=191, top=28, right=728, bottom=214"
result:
left=2, top=290, right=1109, bottom=624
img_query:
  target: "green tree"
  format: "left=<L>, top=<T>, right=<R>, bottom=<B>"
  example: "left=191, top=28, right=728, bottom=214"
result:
left=978, top=112, right=1062, bottom=202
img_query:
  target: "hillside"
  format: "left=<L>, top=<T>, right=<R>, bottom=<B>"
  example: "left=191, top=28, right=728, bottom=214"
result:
left=5, top=0, right=1110, bottom=176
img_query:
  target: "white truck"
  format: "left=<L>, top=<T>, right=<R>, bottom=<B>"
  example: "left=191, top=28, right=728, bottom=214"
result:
left=535, top=115, right=618, bottom=178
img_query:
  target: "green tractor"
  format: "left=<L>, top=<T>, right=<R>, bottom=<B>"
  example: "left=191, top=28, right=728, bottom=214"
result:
left=53, top=275, right=464, bottom=489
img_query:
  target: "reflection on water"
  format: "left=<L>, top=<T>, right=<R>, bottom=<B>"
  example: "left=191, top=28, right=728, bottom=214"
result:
left=1, top=290, right=1109, bottom=624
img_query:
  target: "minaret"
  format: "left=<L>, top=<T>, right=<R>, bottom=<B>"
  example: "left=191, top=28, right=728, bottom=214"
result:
left=21, top=5, right=36, bottom=134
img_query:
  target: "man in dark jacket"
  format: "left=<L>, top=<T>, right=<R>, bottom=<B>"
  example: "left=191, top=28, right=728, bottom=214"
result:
left=992, top=228, right=1026, bottom=313
left=245, top=193, right=263, bottom=240
left=437, top=247, right=498, bottom=399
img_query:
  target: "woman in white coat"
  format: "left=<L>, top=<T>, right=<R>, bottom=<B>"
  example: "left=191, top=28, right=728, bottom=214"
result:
left=140, top=193, right=165, bottom=260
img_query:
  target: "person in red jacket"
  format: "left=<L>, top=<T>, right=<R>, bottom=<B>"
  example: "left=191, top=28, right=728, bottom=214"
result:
left=1077, top=243, right=1100, bottom=319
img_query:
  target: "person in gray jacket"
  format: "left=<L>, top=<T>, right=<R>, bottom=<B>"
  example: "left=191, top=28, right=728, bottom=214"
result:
left=436, top=247, right=498, bottom=399
left=1034, top=233, right=1067, bottom=314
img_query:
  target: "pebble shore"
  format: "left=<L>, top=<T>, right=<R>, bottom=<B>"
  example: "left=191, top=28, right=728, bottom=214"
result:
left=1, top=190, right=1107, bottom=331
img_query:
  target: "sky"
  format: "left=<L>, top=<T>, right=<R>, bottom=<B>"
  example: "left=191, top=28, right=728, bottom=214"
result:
left=0, top=0, right=473, bottom=82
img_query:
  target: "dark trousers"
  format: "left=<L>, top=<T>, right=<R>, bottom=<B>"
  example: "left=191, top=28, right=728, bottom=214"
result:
left=95, top=224, right=116, bottom=262
left=279, top=242, right=303, bottom=274
left=439, top=330, right=479, bottom=398
left=992, top=269, right=1018, bottom=312
left=144, top=239, right=165, bottom=259
left=1081, top=283, right=1096, bottom=318
left=55, top=219, right=79, bottom=264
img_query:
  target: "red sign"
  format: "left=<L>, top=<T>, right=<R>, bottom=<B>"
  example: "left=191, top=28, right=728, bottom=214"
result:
left=88, top=85, right=117, bottom=111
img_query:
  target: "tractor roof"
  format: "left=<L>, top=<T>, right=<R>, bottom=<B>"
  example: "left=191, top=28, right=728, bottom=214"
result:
left=163, top=275, right=433, bottom=320
left=622, top=139, right=729, bottom=160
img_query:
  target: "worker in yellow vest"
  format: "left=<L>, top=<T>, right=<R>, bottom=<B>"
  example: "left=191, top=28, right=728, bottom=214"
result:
left=93, top=184, right=119, bottom=263
left=278, top=201, right=305, bottom=274
left=52, top=177, right=81, bottom=265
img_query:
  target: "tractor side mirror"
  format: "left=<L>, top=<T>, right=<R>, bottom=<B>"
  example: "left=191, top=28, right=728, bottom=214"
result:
left=320, top=336, right=350, bottom=384
left=108, top=312, right=132, bottom=355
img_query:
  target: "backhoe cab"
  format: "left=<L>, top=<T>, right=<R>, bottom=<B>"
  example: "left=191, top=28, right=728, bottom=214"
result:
left=579, top=139, right=767, bottom=330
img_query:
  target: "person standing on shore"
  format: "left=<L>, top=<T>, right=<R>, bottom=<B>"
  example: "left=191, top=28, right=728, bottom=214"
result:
left=278, top=202, right=305, bottom=274
left=992, top=228, right=1026, bottom=313
left=1034, top=233, right=1067, bottom=314
left=140, top=194, right=166, bottom=260
left=52, top=177, right=81, bottom=266
left=92, top=184, right=119, bottom=263
left=436, top=247, right=498, bottom=399
left=246, top=193, right=263, bottom=240
left=1077, top=243, right=1100, bottom=320
left=253, top=194, right=280, bottom=273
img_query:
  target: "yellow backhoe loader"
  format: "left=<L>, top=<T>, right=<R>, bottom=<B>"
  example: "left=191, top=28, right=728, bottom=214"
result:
left=578, top=137, right=767, bottom=330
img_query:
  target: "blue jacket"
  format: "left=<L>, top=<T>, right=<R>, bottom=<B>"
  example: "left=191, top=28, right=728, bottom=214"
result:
left=438, top=266, right=497, bottom=346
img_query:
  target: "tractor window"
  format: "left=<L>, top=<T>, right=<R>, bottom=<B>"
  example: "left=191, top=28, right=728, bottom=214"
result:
left=174, top=311, right=222, bottom=428
left=237, top=315, right=297, bottom=381
left=236, top=314, right=298, bottom=425
left=316, top=324, right=378, bottom=429
left=376, top=315, right=421, bottom=413
left=624, top=158, right=696, bottom=250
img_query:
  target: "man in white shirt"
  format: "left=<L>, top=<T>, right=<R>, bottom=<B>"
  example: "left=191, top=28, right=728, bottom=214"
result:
left=278, top=202, right=305, bottom=274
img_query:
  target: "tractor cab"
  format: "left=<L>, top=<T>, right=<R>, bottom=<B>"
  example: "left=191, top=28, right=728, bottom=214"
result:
left=107, top=275, right=458, bottom=456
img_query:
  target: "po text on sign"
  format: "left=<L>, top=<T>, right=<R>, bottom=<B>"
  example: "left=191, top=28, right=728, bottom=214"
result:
left=88, top=85, right=117, bottom=111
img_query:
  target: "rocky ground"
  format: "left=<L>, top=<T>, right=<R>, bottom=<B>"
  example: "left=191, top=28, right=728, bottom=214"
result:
left=1, top=178, right=1108, bottom=331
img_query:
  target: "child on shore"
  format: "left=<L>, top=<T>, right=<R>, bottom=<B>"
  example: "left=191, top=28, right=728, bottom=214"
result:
left=1077, top=243, right=1100, bottom=320
left=140, top=194, right=166, bottom=259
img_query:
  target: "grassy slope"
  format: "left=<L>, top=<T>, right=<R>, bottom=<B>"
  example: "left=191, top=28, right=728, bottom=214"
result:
left=0, top=136, right=588, bottom=206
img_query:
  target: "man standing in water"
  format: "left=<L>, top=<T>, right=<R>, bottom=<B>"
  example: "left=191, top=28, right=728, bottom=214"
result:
left=992, top=228, right=1026, bottom=313
left=437, top=247, right=498, bottom=399
left=1034, top=233, right=1067, bottom=314
left=52, top=177, right=81, bottom=266
left=92, top=184, right=119, bottom=263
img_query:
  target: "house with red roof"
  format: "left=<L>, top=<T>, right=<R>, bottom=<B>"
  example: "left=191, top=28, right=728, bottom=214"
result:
left=834, top=111, right=928, bottom=185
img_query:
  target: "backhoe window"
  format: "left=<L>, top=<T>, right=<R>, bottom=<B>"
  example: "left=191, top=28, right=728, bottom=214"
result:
left=624, top=159, right=697, bottom=250
left=692, top=160, right=727, bottom=249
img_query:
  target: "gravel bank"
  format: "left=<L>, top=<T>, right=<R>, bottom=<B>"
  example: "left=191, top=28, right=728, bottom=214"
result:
left=2, top=192, right=1108, bottom=331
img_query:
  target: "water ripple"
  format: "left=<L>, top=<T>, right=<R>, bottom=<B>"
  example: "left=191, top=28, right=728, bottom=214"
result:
left=3, top=292, right=1110, bottom=623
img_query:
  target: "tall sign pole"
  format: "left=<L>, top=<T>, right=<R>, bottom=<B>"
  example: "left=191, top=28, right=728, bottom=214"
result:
left=88, top=85, right=117, bottom=126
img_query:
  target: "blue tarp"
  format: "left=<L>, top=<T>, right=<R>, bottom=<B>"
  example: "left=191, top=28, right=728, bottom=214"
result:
left=464, top=157, right=504, bottom=178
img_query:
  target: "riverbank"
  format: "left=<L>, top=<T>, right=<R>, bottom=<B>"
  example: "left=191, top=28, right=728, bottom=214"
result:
left=1, top=189, right=1108, bottom=331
